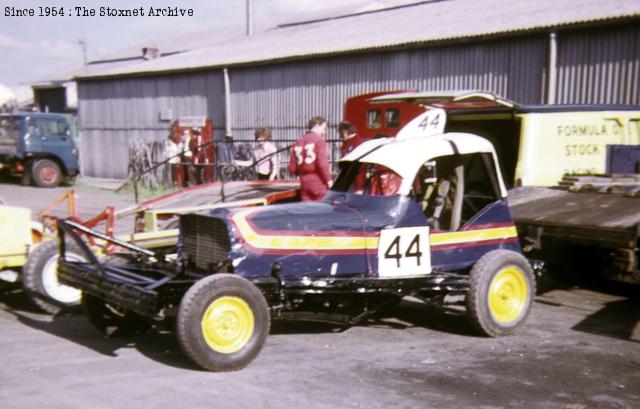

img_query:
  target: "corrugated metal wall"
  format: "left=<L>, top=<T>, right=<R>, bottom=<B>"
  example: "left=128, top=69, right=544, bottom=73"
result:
left=77, top=23, right=639, bottom=179
left=78, top=72, right=225, bottom=178
left=230, top=35, right=547, bottom=142
left=555, top=22, right=640, bottom=105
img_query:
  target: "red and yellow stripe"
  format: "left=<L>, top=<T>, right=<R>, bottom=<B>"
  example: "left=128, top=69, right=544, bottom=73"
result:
left=230, top=208, right=518, bottom=255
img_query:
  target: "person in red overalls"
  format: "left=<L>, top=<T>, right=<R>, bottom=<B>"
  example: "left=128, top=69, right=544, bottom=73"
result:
left=189, top=127, right=213, bottom=185
left=289, top=116, right=332, bottom=201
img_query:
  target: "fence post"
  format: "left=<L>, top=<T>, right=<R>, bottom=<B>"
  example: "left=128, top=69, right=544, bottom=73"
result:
left=133, top=170, right=139, bottom=204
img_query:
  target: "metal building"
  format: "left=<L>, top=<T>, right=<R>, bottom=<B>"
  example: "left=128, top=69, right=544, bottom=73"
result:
left=76, top=0, right=640, bottom=179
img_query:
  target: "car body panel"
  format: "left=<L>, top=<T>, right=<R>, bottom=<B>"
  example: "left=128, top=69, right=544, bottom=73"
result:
left=0, top=205, right=32, bottom=269
left=58, top=130, right=523, bottom=323
left=211, top=188, right=520, bottom=280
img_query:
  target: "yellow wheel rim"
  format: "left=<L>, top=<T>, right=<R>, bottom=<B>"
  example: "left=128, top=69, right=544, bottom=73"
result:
left=488, top=266, right=528, bottom=324
left=201, top=296, right=254, bottom=354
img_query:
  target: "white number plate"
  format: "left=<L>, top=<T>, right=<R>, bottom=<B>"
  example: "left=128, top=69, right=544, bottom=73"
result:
left=377, top=227, right=431, bottom=278
left=396, top=108, right=446, bottom=140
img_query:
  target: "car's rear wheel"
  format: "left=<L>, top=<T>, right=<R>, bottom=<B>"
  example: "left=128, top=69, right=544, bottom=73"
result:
left=177, top=274, right=270, bottom=371
left=32, top=159, right=62, bottom=188
left=466, top=249, right=535, bottom=337
left=82, top=293, right=152, bottom=337
left=22, top=239, right=84, bottom=315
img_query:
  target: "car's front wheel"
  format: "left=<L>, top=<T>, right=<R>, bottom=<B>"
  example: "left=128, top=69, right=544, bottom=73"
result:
left=466, top=249, right=535, bottom=337
left=177, top=274, right=270, bottom=371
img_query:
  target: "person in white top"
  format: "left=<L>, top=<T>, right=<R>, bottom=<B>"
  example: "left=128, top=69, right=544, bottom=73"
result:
left=234, top=127, right=279, bottom=181
left=166, top=129, right=185, bottom=186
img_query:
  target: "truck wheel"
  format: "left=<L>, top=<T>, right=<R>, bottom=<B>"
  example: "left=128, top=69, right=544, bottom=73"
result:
left=466, top=250, right=535, bottom=337
left=82, top=293, right=152, bottom=337
left=32, top=159, right=62, bottom=188
left=177, top=274, right=270, bottom=371
left=22, top=239, right=84, bottom=315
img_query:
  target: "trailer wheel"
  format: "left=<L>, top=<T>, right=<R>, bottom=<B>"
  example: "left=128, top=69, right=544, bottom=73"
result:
left=82, top=293, right=152, bottom=337
left=177, top=274, right=270, bottom=371
left=466, top=249, right=535, bottom=337
left=22, top=239, right=83, bottom=315
left=32, top=159, right=62, bottom=188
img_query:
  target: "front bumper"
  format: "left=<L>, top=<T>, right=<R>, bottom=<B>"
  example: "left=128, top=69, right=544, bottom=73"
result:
left=57, top=219, right=189, bottom=319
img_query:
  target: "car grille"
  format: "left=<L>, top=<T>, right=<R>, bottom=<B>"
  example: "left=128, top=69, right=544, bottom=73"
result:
left=181, top=214, right=231, bottom=272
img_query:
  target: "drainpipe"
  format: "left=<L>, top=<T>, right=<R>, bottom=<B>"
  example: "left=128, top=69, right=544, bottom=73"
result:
left=246, top=0, right=253, bottom=37
left=223, top=67, right=232, bottom=138
left=547, top=32, right=558, bottom=104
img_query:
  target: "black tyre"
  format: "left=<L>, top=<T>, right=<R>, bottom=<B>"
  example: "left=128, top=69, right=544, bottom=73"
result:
left=31, top=159, right=62, bottom=188
left=22, top=238, right=84, bottom=315
left=82, top=293, right=152, bottom=337
left=177, top=274, right=270, bottom=372
left=466, top=249, right=536, bottom=337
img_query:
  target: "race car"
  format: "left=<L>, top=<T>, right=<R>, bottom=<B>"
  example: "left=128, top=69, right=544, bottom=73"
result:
left=58, top=112, right=537, bottom=372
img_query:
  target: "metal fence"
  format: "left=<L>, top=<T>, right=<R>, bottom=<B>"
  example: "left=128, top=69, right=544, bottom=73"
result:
left=131, top=138, right=344, bottom=189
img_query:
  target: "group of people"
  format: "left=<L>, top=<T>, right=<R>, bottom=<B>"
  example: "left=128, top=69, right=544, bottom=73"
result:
left=166, top=127, right=213, bottom=187
left=166, top=117, right=367, bottom=201
left=238, top=117, right=366, bottom=201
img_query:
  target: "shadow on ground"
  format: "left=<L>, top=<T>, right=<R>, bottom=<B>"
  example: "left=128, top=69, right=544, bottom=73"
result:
left=0, top=285, right=196, bottom=370
left=572, top=298, right=640, bottom=343
left=1, top=284, right=479, bottom=371
left=536, top=270, right=640, bottom=342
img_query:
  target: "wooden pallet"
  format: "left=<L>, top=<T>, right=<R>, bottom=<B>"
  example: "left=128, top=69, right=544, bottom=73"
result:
left=558, top=174, right=640, bottom=196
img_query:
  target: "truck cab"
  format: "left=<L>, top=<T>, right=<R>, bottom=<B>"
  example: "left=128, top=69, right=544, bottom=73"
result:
left=0, top=112, right=79, bottom=187
left=343, top=91, right=640, bottom=187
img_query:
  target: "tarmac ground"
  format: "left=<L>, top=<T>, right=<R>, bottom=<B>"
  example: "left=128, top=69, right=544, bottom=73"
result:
left=1, top=180, right=639, bottom=409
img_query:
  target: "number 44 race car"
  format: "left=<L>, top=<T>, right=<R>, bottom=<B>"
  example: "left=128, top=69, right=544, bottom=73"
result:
left=58, top=111, right=538, bottom=372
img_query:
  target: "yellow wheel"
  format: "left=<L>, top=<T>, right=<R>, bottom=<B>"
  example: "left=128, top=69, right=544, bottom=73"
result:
left=201, top=296, right=255, bottom=354
left=488, top=266, right=528, bottom=324
left=467, top=250, right=535, bottom=337
left=177, top=274, right=270, bottom=371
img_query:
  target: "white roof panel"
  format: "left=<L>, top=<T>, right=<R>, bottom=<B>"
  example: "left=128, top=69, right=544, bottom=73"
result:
left=340, top=132, right=506, bottom=195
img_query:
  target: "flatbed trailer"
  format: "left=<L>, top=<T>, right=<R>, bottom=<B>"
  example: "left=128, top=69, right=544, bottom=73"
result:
left=509, top=184, right=640, bottom=284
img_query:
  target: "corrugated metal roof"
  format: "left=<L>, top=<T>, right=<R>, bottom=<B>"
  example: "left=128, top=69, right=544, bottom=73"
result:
left=76, top=0, right=640, bottom=80
left=90, top=27, right=245, bottom=63
left=37, top=28, right=245, bottom=83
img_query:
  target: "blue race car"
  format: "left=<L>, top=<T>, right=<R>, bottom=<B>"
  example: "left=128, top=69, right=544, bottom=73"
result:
left=58, top=125, right=536, bottom=372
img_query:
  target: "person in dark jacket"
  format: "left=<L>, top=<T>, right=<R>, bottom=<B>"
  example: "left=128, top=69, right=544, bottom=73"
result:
left=289, top=116, right=332, bottom=201
left=338, top=120, right=365, bottom=158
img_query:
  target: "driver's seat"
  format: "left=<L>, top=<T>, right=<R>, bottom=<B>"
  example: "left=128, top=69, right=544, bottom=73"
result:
left=427, top=179, right=451, bottom=230
left=426, top=164, right=464, bottom=231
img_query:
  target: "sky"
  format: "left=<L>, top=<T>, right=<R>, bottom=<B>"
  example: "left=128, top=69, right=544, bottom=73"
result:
left=0, top=0, right=414, bottom=88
